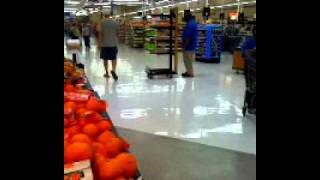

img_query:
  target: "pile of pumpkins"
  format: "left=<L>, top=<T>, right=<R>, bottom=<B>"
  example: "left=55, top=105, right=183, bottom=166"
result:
left=64, top=58, right=85, bottom=84
left=64, top=69, right=138, bottom=180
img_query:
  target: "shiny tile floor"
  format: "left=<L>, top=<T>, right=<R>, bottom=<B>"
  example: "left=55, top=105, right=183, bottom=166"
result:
left=64, top=41, right=256, bottom=155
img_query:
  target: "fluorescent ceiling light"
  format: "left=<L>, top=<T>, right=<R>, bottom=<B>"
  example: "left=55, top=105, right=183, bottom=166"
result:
left=64, top=10, right=76, bottom=12
left=114, top=0, right=140, bottom=1
left=118, top=0, right=256, bottom=17
left=64, top=7, right=77, bottom=10
left=65, top=1, right=81, bottom=5
left=115, top=2, right=144, bottom=5
left=94, top=2, right=109, bottom=5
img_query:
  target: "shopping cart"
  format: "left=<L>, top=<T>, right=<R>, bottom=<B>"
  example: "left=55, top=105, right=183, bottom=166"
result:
left=66, top=39, right=81, bottom=63
left=242, top=52, right=256, bottom=116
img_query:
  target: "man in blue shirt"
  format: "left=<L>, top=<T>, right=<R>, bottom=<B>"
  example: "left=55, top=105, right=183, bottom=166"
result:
left=241, top=26, right=256, bottom=56
left=182, top=14, right=198, bottom=77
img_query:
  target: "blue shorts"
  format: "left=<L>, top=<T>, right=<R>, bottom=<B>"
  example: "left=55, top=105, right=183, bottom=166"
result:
left=100, top=47, right=118, bottom=61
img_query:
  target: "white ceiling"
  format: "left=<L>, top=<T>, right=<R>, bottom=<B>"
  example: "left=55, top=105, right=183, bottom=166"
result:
left=64, top=0, right=256, bottom=13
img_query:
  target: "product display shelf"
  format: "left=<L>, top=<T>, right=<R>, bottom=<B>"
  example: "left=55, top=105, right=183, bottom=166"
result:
left=149, top=21, right=175, bottom=54
left=125, top=24, right=131, bottom=45
left=144, top=28, right=157, bottom=51
left=196, top=24, right=224, bottom=63
left=119, top=24, right=126, bottom=43
left=176, top=24, right=184, bottom=51
left=129, top=25, right=145, bottom=48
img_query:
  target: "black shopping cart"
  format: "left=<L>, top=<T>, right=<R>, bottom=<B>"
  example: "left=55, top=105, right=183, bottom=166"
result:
left=242, top=52, right=256, bottom=116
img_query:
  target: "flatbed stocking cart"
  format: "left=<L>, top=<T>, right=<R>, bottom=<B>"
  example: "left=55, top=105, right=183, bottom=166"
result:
left=145, top=10, right=178, bottom=79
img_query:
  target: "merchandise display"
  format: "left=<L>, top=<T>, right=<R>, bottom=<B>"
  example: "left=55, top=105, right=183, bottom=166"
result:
left=129, top=22, right=145, bottom=48
left=145, top=23, right=182, bottom=54
left=196, top=24, right=224, bottom=63
left=118, top=24, right=127, bottom=44
left=144, top=28, right=157, bottom=51
left=64, top=58, right=142, bottom=180
left=150, top=19, right=173, bottom=54
left=232, top=47, right=245, bottom=72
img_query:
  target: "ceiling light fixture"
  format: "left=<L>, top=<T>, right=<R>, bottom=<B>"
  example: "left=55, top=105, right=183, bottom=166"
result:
left=65, top=1, right=81, bottom=5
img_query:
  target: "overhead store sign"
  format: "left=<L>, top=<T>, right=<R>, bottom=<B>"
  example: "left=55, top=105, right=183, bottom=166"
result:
left=229, top=12, right=238, bottom=20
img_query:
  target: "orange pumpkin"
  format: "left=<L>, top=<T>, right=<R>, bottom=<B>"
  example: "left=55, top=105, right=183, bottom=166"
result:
left=97, top=131, right=116, bottom=144
left=64, top=142, right=93, bottom=163
left=67, top=125, right=81, bottom=138
left=105, top=137, right=125, bottom=158
left=76, top=108, right=93, bottom=119
left=92, top=142, right=107, bottom=157
left=70, top=133, right=92, bottom=145
left=64, top=118, right=70, bottom=127
left=94, top=153, right=107, bottom=166
left=86, top=98, right=107, bottom=113
left=64, top=84, right=75, bottom=92
left=82, top=123, right=99, bottom=137
left=86, top=112, right=103, bottom=123
left=97, top=120, right=113, bottom=132
left=99, top=159, right=123, bottom=180
left=116, top=153, right=138, bottom=178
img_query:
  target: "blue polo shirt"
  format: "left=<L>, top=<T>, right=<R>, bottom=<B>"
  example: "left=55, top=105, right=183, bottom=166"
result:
left=241, top=36, right=256, bottom=54
left=182, top=19, right=198, bottom=51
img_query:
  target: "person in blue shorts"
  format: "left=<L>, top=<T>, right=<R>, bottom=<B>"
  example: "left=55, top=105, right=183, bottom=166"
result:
left=99, top=11, right=120, bottom=80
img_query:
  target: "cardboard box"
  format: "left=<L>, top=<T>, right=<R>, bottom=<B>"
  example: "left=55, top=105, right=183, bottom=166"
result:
left=64, top=160, right=93, bottom=180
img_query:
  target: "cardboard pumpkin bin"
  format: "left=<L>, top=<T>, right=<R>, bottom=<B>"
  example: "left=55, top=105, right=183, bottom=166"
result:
left=232, top=47, right=245, bottom=72
left=64, top=160, right=93, bottom=180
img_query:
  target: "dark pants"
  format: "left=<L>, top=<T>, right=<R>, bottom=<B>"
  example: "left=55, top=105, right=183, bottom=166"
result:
left=83, top=36, right=90, bottom=48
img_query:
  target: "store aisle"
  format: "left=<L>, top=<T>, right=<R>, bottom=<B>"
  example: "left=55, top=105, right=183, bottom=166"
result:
left=64, top=43, right=256, bottom=155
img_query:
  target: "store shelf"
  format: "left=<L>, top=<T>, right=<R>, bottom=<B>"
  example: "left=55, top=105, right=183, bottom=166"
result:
left=196, top=24, right=224, bottom=63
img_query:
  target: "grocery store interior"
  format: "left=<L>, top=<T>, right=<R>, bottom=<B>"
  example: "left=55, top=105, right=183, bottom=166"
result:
left=64, top=0, right=256, bottom=180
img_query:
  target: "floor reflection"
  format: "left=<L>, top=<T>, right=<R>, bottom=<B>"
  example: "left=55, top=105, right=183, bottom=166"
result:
left=64, top=42, right=256, bottom=154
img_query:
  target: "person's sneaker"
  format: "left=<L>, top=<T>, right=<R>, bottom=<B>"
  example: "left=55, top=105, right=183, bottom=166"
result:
left=104, top=73, right=110, bottom=78
left=111, top=70, right=118, bottom=80
left=182, top=72, right=194, bottom=78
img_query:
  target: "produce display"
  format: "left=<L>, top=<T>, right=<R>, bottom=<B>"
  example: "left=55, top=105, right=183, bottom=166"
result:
left=64, top=58, right=140, bottom=180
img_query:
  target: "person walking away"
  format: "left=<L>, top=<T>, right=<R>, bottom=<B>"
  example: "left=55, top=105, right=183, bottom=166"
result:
left=82, top=22, right=91, bottom=49
left=182, top=14, right=198, bottom=78
left=98, top=11, right=120, bottom=80
left=70, top=22, right=81, bottom=40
